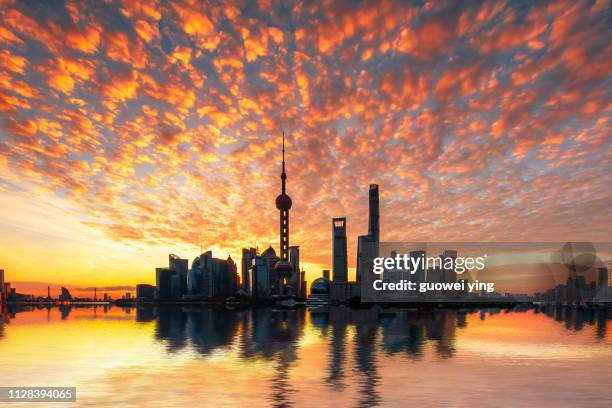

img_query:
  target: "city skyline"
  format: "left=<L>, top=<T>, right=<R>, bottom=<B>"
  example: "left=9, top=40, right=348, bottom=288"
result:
left=1, top=0, right=611, bottom=295
left=1, top=139, right=611, bottom=299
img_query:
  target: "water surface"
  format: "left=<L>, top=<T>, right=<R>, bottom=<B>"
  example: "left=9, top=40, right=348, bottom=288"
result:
left=0, top=305, right=611, bottom=407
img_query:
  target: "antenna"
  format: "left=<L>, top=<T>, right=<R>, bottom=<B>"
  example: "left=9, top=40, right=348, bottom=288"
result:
left=280, top=131, right=287, bottom=194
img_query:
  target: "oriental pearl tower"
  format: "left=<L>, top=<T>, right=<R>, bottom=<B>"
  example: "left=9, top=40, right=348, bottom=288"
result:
left=274, top=132, right=293, bottom=295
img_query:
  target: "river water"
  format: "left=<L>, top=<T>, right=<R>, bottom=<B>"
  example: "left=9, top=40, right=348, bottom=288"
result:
left=0, top=305, right=611, bottom=407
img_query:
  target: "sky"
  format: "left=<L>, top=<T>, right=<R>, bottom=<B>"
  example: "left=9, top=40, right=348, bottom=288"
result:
left=0, top=0, right=610, bottom=295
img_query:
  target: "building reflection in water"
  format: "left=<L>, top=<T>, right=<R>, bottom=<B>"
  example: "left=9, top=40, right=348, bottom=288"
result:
left=540, top=304, right=608, bottom=339
left=149, top=307, right=304, bottom=407
left=146, top=307, right=494, bottom=407
left=3, top=304, right=610, bottom=347
left=0, top=303, right=610, bottom=406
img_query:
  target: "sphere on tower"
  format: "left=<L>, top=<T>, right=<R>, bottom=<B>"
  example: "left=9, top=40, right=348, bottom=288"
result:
left=275, top=193, right=292, bottom=210
left=274, top=259, right=293, bottom=275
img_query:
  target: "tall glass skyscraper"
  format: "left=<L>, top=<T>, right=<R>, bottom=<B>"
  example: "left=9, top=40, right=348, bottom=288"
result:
left=332, top=218, right=347, bottom=282
left=356, top=184, right=379, bottom=284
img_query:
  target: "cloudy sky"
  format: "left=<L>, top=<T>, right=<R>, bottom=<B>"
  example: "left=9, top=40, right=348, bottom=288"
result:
left=0, top=0, right=610, bottom=294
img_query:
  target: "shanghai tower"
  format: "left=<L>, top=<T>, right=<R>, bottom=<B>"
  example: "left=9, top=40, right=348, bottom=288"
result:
left=356, top=184, right=379, bottom=284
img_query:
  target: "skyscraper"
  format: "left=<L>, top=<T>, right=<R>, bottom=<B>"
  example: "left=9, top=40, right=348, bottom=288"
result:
left=274, top=133, right=293, bottom=294
left=3, top=282, right=10, bottom=302
left=242, top=247, right=257, bottom=293
left=356, top=184, right=380, bottom=284
left=0, top=269, right=4, bottom=300
left=136, top=284, right=155, bottom=300
left=300, top=270, right=307, bottom=299
left=598, top=267, right=609, bottom=289
left=368, top=184, right=379, bottom=242
left=332, top=218, right=348, bottom=282
left=189, top=250, right=238, bottom=299
left=289, top=245, right=300, bottom=295
left=169, top=254, right=188, bottom=296
left=156, top=267, right=174, bottom=299
left=59, top=287, right=72, bottom=301
left=250, top=246, right=280, bottom=298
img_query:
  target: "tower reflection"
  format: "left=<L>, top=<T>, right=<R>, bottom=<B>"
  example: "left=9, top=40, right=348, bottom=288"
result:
left=0, top=302, right=609, bottom=407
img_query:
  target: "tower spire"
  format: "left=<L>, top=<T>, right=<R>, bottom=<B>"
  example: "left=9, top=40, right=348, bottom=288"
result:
left=281, top=131, right=286, bottom=194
